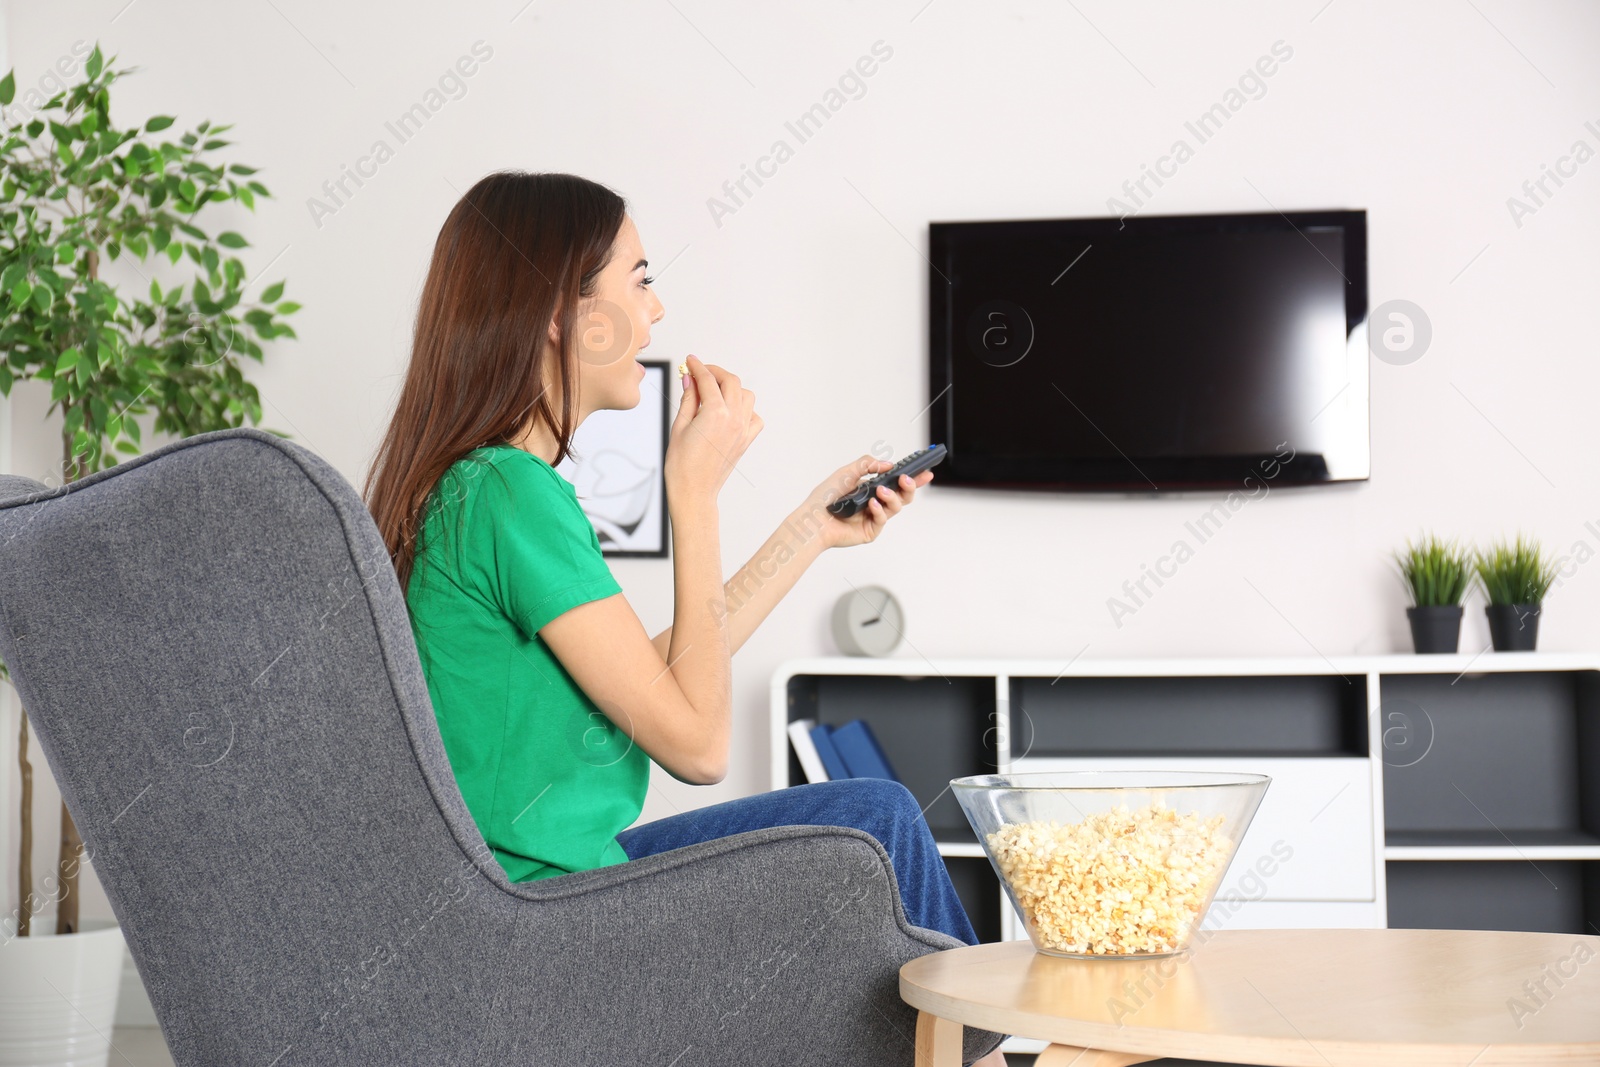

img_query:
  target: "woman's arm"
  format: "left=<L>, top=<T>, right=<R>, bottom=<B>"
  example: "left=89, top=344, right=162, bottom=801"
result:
left=650, top=506, right=827, bottom=660
left=538, top=358, right=757, bottom=786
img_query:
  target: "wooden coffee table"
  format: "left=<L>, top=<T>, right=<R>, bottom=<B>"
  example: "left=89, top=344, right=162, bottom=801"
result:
left=901, top=928, right=1600, bottom=1066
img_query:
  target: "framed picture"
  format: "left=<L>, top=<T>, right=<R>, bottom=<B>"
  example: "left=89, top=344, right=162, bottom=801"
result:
left=555, top=359, right=670, bottom=558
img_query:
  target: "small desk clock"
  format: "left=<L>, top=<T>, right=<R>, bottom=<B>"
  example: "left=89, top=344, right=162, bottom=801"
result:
left=831, top=585, right=904, bottom=657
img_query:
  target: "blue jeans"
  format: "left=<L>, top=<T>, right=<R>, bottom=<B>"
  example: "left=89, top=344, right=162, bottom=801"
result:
left=616, top=777, right=980, bottom=946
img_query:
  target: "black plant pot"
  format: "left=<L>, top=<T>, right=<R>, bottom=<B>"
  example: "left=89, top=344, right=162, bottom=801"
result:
left=1486, top=603, right=1541, bottom=651
left=1406, top=605, right=1463, bottom=654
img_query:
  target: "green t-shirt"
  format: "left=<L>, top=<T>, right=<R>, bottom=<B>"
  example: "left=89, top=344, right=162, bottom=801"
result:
left=405, top=444, right=648, bottom=882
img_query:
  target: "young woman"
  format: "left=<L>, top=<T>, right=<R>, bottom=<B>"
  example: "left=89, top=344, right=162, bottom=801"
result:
left=365, top=173, right=1005, bottom=1059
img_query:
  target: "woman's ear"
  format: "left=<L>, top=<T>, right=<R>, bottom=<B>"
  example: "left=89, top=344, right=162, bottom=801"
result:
left=547, top=313, right=560, bottom=347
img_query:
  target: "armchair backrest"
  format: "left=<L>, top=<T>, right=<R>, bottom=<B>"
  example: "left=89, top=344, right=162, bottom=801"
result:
left=0, top=428, right=519, bottom=1062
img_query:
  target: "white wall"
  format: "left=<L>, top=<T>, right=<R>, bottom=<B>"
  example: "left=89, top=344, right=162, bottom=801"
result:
left=2, top=0, right=1598, bottom=933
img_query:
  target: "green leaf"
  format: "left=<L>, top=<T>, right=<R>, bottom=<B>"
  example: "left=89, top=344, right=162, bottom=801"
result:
left=179, top=177, right=197, bottom=202
left=30, top=283, right=51, bottom=312
left=0, top=71, right=14, bottom=106
left=201, top=139, right=230, bottom=151
left=217, top=231, right=247, bottom=248
left=229, top=164, right=259, bottom=175
left=86, top=46, right=103, bottom=82
left=276, top=301, right=301, bottom=315
left=10, top=279, right=31, bottom=308
left=115, top=439, right=139, bottom=455
left=56, top=348, right=82, bottom=373
left=260, top=281, right=284, bottom=304
left=145, top=115, right=175, bottom=132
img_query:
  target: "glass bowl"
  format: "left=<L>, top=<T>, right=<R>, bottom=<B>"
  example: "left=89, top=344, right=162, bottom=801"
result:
left=952, top=770, right=1270, bottom=959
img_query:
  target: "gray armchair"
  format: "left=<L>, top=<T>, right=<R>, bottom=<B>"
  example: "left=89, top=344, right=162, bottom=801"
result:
left=0, top=427, right=1006, bottom=1066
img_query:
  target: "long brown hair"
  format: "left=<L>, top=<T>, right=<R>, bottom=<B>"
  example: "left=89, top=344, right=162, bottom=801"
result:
left=364, top=170, right=627, bottom=595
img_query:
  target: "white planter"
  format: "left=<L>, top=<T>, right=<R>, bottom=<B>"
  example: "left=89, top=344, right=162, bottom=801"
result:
left=0, top=918, right=127, bottom=1067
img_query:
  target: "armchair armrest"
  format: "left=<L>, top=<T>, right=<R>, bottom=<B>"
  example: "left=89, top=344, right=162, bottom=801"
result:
left=483, top=822, right=1008, bottom=1066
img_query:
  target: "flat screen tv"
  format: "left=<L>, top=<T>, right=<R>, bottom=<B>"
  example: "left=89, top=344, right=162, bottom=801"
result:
left=928, top=209, right=1368, bottom=491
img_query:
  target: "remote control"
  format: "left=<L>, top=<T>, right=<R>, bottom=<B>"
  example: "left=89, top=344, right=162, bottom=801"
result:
left=827, top=444, right=948, bottom=518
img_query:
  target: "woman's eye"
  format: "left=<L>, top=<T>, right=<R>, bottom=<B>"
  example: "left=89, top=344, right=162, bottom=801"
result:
left=641, top=275, right=655, bottom=287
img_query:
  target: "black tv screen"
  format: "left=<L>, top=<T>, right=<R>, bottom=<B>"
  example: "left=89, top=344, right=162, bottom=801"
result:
left=928, top=209, right=1369, bottom=491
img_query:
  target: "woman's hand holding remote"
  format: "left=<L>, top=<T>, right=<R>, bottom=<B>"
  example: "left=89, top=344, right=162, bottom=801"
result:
left=801, top=455, right=934, bottom=550
left=665, top=354, right=763, bottom=507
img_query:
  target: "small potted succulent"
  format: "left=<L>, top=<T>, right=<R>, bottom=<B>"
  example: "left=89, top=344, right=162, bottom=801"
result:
left=1393, top=534, right=1474, bottom=654
left=1475, top=534, right=1558, bottom=652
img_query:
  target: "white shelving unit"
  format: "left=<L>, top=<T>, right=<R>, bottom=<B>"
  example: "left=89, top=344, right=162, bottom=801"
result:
left=772, top=650, right=1600, bottom=942
left=774, top=652, right=1600, bottom=1059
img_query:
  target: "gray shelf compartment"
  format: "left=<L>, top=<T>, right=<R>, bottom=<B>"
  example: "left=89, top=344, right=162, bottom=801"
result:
left=944, top=855, right=1004, bottom=944
left=1008, top=673, right=1369, bottom=758
left=1386, top=860, right=1600, bottom=935
left=1380, top=671, right=1600, bottom=842
left=785, top=673, right=1000, bottom=845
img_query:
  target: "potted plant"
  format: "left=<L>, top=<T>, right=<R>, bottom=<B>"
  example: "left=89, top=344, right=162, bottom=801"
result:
left=1393, top=534, right=1474, bottom=654
left=0, top=42, right=296, bottom=1059
left=1474, top=534, right=1558, bottom=652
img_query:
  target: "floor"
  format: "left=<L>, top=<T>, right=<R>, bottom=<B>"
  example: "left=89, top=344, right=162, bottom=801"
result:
left=108, top=1027, right=177, bottom=1067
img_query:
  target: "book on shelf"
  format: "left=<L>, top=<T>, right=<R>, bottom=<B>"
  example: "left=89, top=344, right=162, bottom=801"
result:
left=786, top=718, right=830, bottom=784
left=788, top=719, right=902, bottom=784
left=808, top=721, right=851, bottom=780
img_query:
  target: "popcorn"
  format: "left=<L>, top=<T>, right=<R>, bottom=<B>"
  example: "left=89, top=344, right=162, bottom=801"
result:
left=986, top=801, right=1233, bottom=956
